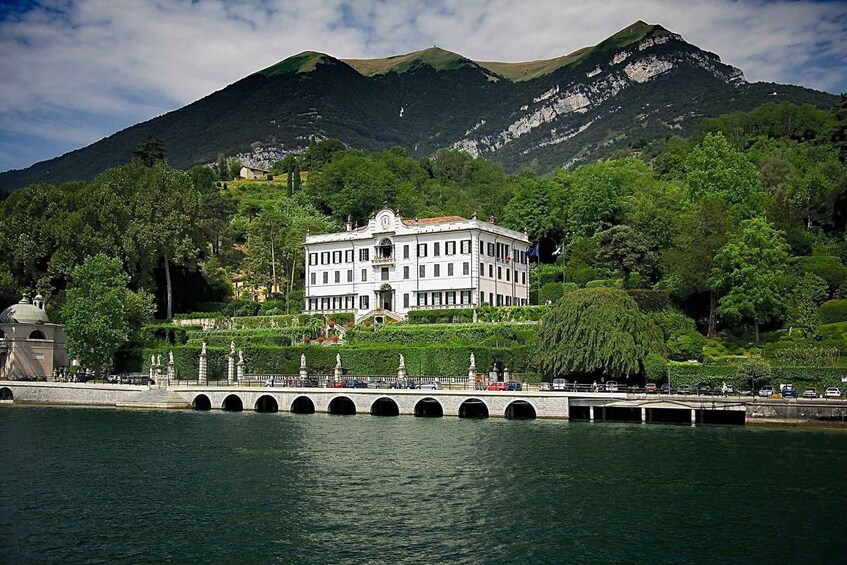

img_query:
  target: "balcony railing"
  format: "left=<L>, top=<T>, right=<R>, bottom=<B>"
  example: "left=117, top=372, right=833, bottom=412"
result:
left=372, top=255, right=395, bottom=266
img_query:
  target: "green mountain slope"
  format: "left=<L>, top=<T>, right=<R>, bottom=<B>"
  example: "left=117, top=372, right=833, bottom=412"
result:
left=0, top=20, right=836, bottom=191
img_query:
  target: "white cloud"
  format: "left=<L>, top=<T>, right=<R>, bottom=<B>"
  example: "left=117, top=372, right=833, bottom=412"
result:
left=1, top=0, right=845, bottom=172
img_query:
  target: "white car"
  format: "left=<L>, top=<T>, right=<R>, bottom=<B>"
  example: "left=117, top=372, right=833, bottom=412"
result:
left=552, top=378, right=566, bottom=390
left=824, top=387, right=843, bottom=398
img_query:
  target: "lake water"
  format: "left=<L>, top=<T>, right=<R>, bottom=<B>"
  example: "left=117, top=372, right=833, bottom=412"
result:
left=1, top=407, right=845, bottom=563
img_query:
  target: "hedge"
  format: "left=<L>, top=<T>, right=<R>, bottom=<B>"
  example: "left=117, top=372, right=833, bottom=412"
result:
left=626, top=289, right=671, bottom=312
left=345, top=323, right=538, bottom=347
left=667, top=362, right=847, bottom=390
left=819, top=300, right=847, bottom=324
left=144, top=343, right=539, bottom=379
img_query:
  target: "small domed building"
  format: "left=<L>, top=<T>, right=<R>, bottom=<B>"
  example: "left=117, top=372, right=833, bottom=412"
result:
left=0, top=295, right=67, bottom=380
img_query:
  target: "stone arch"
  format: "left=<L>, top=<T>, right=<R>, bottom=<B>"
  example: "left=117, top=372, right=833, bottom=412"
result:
left=192, top=394, right=211, bottom=410
left=370, top=397, right=399, bottom=416
left=459, top=398, right=489, bottom=418
left=328, top=396, right=356, bottom=415
left=222, top=394, right=244, bottom=412
left=0, top=387, right=12, bottom=401
left=0, top=328, right=5, bottom=339
left=414, top=397, right=443, bottom=418
left=291, top=396, right=315, bottom=414
left=28, top=329, right=47, bottom=340
left=505, top=400, right=536, bottom=419
left=255, top=395, right=279, bottom=413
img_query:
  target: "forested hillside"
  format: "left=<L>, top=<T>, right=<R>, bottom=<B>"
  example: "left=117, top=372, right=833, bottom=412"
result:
left=2, top=97, right=847, bottom=381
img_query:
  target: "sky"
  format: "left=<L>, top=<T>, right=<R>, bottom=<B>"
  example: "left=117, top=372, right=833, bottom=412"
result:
left=1, top=0, right=846, bottom=173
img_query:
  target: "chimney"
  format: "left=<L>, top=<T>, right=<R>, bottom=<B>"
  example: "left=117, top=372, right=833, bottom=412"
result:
left=488, top=215, right=497, bottom=225
left=346, top=215, right=352, bottom=232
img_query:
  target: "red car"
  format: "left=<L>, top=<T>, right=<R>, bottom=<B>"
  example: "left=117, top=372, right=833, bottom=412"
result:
left=487, top=382, right=509, bottom=391
left=331, top=380, right=347, bottom=388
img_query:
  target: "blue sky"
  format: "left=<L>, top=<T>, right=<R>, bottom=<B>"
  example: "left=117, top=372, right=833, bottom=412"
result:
left=1, top=0, right=846, bottom=173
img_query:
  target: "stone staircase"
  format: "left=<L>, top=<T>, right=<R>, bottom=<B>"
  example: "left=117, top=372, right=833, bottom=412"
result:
left=115, top=389, right=190, bottom=409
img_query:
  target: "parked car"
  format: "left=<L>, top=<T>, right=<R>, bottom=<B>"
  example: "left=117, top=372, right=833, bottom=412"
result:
left=677, top=385, right=692, bottom=395
left=696, top=383, right=712, bottom=395
left=345, top=380, right=368, bottom=388
left=539, top=382, right=552, bottom=391
left=802, top=387, right=818, bottom=399
left=417, top=382, right=443, bottom=390
left=824, top=387, right=843, bottom=398
left=724, top=384, right=735, bottom=395
left=738, top=384, right=753, bottom=396
left=606, top=381, right=619, bottom=392
left=758, top=385, right=775, bottom=398
left=645, top=383, right=658, bottom=394
left=487, top=382, right=509, bottom=391
left=552, top=378, right=566, bottom=390
left=367, top=380, right=389, bottom=389
left=331, top=380, right=347, bottom=388
left=660, top=383, right=673, bottom=395
left=507, top=381, right=522, bottom=391
left=781, top=384, right=797, bottom=398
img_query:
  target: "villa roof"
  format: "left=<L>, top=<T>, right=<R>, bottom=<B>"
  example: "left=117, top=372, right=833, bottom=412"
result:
left=401, top=216, right=465, bottom=226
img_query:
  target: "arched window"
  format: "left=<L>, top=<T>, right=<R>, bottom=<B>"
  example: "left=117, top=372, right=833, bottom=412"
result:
left=377, top=238, right=393, bottom=259
left=28, top=330, right=47, bottom=340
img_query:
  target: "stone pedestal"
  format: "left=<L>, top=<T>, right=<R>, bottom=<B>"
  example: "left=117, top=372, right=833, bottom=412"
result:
left=641, top=407, right=647, bottom=423
left=589, top=405, right=595, bottom=421
left=236, top=351, right=245, bottom=383
left=198, top=353, right=207, bottom=385
left=227, top=352, right=235, bottom=386
left=691, top=409, right=697, bottom=426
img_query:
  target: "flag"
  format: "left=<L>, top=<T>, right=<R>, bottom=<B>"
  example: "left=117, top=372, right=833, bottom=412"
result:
left=552, top=243, right=563, bottom=256
left=527, top=243, right=539, bottom=258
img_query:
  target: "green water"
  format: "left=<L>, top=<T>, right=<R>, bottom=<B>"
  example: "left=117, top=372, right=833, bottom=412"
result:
left=1, top=407, right=845, bottom=563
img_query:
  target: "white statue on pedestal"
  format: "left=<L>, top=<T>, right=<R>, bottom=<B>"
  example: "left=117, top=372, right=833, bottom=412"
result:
left=399, top=354, right=405, bottom=369
left=201, top=342, right=207, bottom=356
left=300, top=353, right=306, bottom=368
left=470, top=352, right=476, bottom=367
left=336, top=353, right=342, bottom=367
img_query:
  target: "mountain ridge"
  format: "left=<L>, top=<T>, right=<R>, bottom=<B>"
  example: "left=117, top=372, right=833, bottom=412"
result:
left=0, top=21, right=836, bottom=191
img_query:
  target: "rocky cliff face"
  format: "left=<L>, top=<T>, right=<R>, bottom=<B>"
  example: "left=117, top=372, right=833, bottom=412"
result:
left=0, top=21, right=834, bottom=191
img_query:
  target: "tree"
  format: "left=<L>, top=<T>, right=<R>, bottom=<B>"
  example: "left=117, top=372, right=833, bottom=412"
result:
left=501, top=175, right=569, bottom=244
left=538, top=287, right=664, bottom=378
left=830, top=93, right=847, bottom=165
left=132, top=137, right=165, bottom=167
left=594, top=225, right=657, bottom=288
left=62, top=255, right=153, bottom=378
left=228, top=158, right=242, bottom=181
left=299, top=138, right=346, bottom=171
left=685, top=132, right=764, bottom=218
left=216, top=154, right=228, bottom=181
left=709, top=218, right=791, bottom=343
left=787, top=272, right=828, bottom=338
left=125, top=164, right=205, bottom=319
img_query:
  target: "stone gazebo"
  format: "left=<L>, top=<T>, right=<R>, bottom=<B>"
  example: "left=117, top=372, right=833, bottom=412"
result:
left=0, top=295, right=68, bottom=380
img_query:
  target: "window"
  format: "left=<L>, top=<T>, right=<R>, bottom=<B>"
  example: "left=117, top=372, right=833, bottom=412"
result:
left=487, top=242, right=494, bottom=257
left=434, top=264, right=440, bottom=277
left=321, top=252, right=330, bottom=264
left=446, top=241, right=456, bottom=255
left=447, top=263, right=454, bottom=276
left=418, top=243, right=427, bottom=257
left=432, top=292, right=442, bottom=306
left=489, top=292, right=494, bottom=305
left=321, top=297, right=330, bottom=310
left=359, top=295, right=370, bottom=310
left=310, top=273, right=316, bottom=285
left=381, top=267, right=389, bottom=281
left=309, top=298, right=318, bottom=310
left=403, top=266, right=409, bottom=279
left=480, top=262, right=485, bottom=276
left=497, top=294, right=503, bottom=306
left=419, top=265, right=426, bottom=278
left=522, top=272, right=526, bottom=285
left=505, top=268, right=510, bottom=282
left=417, top=293, right=427, bottom=306
left=434, top=242, right=440, bottom=256
left=488, top=264, right=493, bottom=278
left=322, top=272, right=329, bottom=284
left=309, top=253, right=318, bottom=265
left=446, top=291, right=456, bottom=305
left=332, top=251, right=342, bottom=264
left=497, top=266, right=502, bottom=280
left=359, top=248, right=370, bottom=261
left=403, top=293, right=409, bottom=308
left=463, top=262, right=469, bottom=276
left=514, top=269, right=518, bottom=282
left=461, top=240, right=471, bottom=254
left=480, top=291, right=485, bottom=305
left=361, top=269, right=367, bottom=282
left=403, top=245, right=410, bottom=259
left=479, top=241, right=484, bottom=254
left=461, top=290, right=471, bottom=304
left=347, top=270, right=353, bottom=282
left=345, top=250, right=354, bottom=263
left=334, top=271, right=340, bottom=283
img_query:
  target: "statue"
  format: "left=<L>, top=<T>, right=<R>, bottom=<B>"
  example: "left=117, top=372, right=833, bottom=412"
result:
left=201, top=342, right=207, bottom=356
left=470, top=352, right=476, bottom=367
left=336, top=353, right=342, bottom=367
left=230, top=341, right=236, bottom=355
left=168, top=351, right=174, bottom=364
left=300, top=353, right=306, bottom=367
left=399, top=354, right=405, bottom=369
left=238, top=350, right=244, bottom=364
left=156, top=354, right=162, bottom=367
left=151, top=354, right=156, bottom=366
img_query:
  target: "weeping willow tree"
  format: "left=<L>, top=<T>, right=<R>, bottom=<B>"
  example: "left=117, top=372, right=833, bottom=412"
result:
left=538, top=287, right=664, bottom=378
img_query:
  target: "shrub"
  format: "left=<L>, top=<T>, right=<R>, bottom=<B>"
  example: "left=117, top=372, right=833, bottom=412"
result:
left=626, top=289, right=670, bottom=312
left=643, top=353, right=668, bottom=382
left=539, top=283, right=565, bottom=304
left=819, top=300, right=847, bottom=324
left=736, top=358, right=772, bottom=384
left=563, top=266, right=598, bottom=287
left=648, top=309, right=696, bottom=340
left=667, top=330, right=706, bottom=361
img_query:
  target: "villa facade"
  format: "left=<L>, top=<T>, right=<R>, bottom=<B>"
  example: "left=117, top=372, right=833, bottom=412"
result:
left=303, top=208, right=531, bottom=320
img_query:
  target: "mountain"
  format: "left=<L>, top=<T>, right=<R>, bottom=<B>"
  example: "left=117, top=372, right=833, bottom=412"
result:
left=0, top=21, right=836, bottom=191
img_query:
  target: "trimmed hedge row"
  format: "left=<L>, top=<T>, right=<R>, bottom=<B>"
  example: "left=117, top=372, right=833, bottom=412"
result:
left=668, top=363, right=847, bottom=390
left=345, top=323, right=538, bottom=346
left=144, top=343, right=538, bottom=379
left=407, top=306, right=550, bottom=324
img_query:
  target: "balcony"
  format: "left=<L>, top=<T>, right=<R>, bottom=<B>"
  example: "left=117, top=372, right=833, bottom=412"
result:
left=372, top=255, right=395, bottom=266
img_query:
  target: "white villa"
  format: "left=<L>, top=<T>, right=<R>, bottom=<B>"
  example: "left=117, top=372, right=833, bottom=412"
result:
left=303, top=208, right=531, bottom=321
